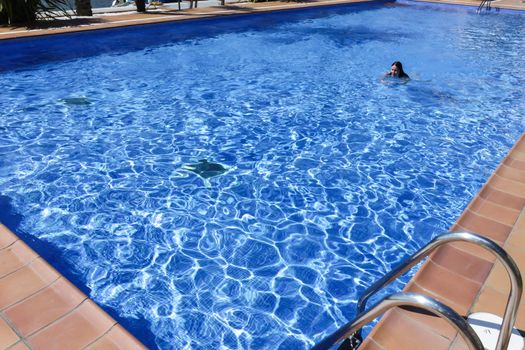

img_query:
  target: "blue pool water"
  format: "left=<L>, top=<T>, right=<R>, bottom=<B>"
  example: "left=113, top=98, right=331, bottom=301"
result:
left=1, top=2, right=525, bottom=348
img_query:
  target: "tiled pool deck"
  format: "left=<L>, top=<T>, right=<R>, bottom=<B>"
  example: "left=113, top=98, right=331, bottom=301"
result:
left=1, top=0, right=525, bottom=348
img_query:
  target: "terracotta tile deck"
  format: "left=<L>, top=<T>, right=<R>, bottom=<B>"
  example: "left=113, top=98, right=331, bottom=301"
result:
left=0, top=0, right=524, bottom=349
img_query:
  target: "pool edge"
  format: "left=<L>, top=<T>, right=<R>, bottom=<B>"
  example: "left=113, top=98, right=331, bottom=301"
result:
left=1, top=0, right=524, bottom=42
left=0, top=0, right=389, bottom=41
left=0, top=224, right=147, bottom=349
left=360, top=132, right=525, bottom=349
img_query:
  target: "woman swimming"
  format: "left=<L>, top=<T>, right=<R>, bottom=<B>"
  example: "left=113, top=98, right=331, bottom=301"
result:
left=385, top=61, right=410, bottom=79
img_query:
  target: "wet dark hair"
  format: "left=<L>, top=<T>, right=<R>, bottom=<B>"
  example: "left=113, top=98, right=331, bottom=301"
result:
left=391, top=61, right=409, bottom=78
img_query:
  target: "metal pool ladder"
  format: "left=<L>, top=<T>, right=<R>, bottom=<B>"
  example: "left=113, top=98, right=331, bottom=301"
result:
left=312, top=232, right=523, bottom=350
left=477, top=0, right=493, bottom=13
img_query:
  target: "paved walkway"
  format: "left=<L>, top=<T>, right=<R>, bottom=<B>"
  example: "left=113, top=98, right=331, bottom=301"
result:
left=418, top=0, right=525, bottom=9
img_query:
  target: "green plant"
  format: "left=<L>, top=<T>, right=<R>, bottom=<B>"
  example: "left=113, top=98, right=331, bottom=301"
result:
left=0, top=0, right=71, bottom=25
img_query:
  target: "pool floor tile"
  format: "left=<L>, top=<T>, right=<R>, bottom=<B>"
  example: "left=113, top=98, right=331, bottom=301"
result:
left=27, top=300, right=116, bottom=350
left=4, top=277, right=87, bottom=337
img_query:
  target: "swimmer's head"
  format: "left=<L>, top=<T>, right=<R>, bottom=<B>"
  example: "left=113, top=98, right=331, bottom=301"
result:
left=387, top=61, right=409, bottom=80
left=390, top=61, right=404, bottom=77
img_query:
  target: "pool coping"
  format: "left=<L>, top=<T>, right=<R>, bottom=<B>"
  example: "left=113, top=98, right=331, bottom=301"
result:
left=0, top=224, right=147, bottom=349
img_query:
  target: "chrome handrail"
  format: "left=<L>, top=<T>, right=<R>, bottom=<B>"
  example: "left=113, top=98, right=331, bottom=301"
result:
left=312, top=292, right=484, bottom=350
left=356, top=232, right=522, bottom=350
left=477, top=0, right=491, bottom=12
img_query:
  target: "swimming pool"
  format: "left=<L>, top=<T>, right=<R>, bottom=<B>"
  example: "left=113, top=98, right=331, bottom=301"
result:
left=1, top=2, right=524, bottom=348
